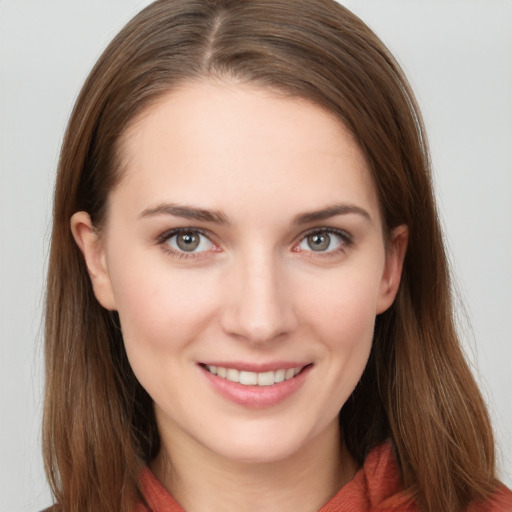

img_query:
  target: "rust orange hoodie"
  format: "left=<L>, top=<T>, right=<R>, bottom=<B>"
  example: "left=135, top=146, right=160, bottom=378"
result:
left=137, top=443, right=512, bottom=511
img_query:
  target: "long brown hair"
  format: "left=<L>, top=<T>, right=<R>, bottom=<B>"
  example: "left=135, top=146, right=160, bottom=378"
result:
left=44, top=1, right=499, bottom=511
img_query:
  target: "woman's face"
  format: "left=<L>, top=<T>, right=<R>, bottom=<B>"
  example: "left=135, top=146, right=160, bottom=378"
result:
left=72, top=81, right=406, bottom=464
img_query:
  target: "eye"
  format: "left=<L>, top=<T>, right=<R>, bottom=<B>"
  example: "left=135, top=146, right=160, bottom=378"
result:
left=165, top=229, right=215, bottom=253
left=296, top=229, right=351, bottom=253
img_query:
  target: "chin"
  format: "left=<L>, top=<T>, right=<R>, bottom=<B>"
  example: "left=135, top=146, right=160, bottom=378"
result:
left=199, top=419, right=329, bottom=465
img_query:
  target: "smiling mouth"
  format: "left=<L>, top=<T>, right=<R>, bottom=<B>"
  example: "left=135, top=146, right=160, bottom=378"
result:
left=203, top=364, right=309, bottom=386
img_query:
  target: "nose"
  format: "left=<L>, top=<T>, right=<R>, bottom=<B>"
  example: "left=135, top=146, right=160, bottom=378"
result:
left=220, top=248, right=298, bottom=345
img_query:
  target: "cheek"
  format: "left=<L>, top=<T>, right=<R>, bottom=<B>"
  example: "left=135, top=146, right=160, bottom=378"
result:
left=107, top=253, right=221, bottom=356
left=109, top=261, right=224, bottom=405
left=319, top=283, right=376, bottom=375
left=300, top=262, right=383, bottom=337
left=297, top=264, right=382, bottom=395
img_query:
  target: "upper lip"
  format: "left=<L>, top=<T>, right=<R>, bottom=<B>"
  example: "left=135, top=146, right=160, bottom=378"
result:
left=199, top=361, right=312, bottom=373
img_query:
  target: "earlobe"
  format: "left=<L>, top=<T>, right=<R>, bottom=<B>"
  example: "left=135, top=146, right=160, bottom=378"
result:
left=70, top=212, right=117, bottom=310
left=376, top=225, right=408, bottom=314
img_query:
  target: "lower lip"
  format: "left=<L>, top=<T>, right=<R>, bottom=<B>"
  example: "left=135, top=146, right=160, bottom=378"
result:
left=201, top=365, right=312, bottom=408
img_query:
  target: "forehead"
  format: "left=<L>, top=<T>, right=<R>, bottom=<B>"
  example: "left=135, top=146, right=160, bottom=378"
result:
left=114, top=80, right=380, bottom=224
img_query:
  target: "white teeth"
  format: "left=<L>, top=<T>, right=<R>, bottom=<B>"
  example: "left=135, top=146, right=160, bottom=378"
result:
left=206, top=365, right=304, bottom=386
left=274, top=369, right=285, bottom=383
left=226, top=368, right=240, bottom=382
left=257, top=371, right=275, bottom=386
left=239, top=371, right=258, bottom=385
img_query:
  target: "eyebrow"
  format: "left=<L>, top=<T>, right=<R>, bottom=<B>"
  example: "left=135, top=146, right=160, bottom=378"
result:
left=293, top=203, right=372, bottom=225
left=139, top=202, right=371, bottom=225
left=139, top=203, right=230, bottom=224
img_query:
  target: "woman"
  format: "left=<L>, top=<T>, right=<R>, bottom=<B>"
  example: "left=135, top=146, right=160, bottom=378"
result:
left=43, top=1, right=512, bottom=511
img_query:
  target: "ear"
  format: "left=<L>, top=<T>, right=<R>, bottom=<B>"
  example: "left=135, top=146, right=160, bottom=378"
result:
left=70, top=211, right=117, bottom=311
left=376, top=225, right=408, bottom=314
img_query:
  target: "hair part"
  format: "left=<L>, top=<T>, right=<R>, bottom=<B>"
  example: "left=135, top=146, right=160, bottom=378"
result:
left=44, top=1, right=498, bottom=511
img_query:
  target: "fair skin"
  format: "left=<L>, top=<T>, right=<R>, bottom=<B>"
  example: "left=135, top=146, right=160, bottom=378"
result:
left=71, top=81, right=407, bottom=512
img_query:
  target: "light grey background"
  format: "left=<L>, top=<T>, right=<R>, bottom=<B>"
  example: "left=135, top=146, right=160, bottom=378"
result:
left=0, top=1, right=510, bottom=510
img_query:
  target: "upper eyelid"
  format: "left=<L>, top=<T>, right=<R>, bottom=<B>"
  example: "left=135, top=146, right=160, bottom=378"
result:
left=157, top=227, right=215, bottom=244
left=296, top=226, right=352, bottom=242
left=300, top=226, right=350, bottom=236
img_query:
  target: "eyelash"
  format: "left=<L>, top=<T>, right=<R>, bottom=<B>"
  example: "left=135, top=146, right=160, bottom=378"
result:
left=295, top=227, right=353, bottom=258
left=156, top=227, right=353, bottom=259
left=156, top=227, right=218, bottom=259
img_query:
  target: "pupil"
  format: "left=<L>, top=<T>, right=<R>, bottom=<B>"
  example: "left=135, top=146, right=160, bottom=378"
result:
left=308, top=233, right=330, bottom=251
left=177, top=232, right=199, bottom=251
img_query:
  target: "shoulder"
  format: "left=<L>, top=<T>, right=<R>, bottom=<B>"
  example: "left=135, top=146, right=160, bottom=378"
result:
left=320, top=442, right=419, bottom=512
left=362, top=445, right=512, bottom=512
left=468, top=483, right=512, bottom=512
left=138, top=466, right=184, bottom=512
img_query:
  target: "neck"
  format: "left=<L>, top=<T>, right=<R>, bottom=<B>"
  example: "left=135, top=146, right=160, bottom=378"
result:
left=151, top=420, right=357, bottom=512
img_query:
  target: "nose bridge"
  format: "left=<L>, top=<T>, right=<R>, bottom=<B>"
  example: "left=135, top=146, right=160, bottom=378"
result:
left=221, top=243, right=296, bottom=343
